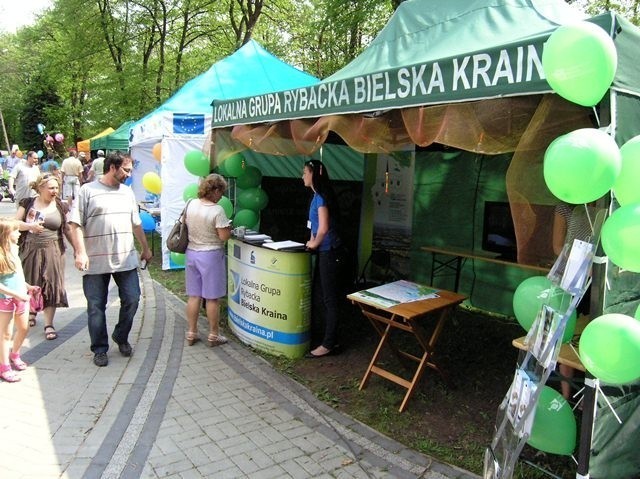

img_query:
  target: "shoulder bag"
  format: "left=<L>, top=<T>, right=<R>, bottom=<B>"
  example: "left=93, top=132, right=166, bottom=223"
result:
left=166, top=200, right=192, bottom=254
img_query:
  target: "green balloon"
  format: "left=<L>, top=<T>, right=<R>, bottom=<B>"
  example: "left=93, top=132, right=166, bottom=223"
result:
left=512, top=276, right=577, bottom=343
left=579, top=313, right=640, bottom=384
left=182, top=183, right=199, bottom=201
left=170, top=251, right=185, bottom=266
left=233, top=209, right=259, bottom=229
left=543, top=128, right=621, bottom=204
left=184, top=150, right=210, bottom=177
left=225, top=153, right=246, bottom=178
left=527, top=386, right=576, bottom=455
left=542, top=21, right=617, bottom=107
left=613, top=135, right=640, bottom=206
left=218, top=195, right=233, bottom=218
left=216, top=160, right=229, bottom=177
left=236, top=165, right=263, bottom=189
left=601, top=203, right=640, bottom=272
left=237, top=187, right=269, bottom=211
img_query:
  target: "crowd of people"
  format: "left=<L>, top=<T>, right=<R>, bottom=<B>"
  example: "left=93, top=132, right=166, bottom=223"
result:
left=0, top=144, right=343, bottom=382
left=0, top=147, right=152, bottom=380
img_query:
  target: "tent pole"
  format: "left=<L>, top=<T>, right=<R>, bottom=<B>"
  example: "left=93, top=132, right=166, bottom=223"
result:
left=0, top=108, right=11, bottom=152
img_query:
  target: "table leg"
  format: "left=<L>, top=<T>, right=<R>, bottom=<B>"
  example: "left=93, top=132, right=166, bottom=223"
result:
left=398, top=308, right=451, bottom=412
left=359, top=321, right=393, bottom=391
left=430, top=253, right=463, bottom=292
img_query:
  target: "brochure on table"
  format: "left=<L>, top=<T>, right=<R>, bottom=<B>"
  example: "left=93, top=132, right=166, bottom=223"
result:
left=351, top=280, right=439, bottom=308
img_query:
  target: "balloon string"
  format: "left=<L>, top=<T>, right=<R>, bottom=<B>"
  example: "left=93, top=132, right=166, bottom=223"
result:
left=595, top=381, right=622, bottom=424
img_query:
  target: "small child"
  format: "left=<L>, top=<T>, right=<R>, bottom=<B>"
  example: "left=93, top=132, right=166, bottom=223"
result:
left=0, top=217, right=34, bottom=382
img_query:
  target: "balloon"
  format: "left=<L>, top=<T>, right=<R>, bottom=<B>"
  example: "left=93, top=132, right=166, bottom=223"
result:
left=579, top=313, right=640, bottom=384
left=218, top=196, right=233, bottom=218
left=124, top=176, right=133, bottom=186
left=16, top=150, right=23, bottom=158
left=170, top=251, right=185, bottom=266
left=152, top=143, right=162, bottom=162
left=36, top=150, right=44, bottom=159
left=527, top=386, right=576, bottom=455
left=543, top=128, right=621, bottom=204
left=224, top=153, right=246, bottom=178
left=512, top=276, right=577, bottom=342
left=237, top=187, right=269, bottom=211
left=236, top=165, right=263, bottom=189
left=635, top=304, right=640, bottom=321
left=54, top=133, right=64, bottom=143
left=184, top=150, right=210, bottom=177
left=601, top=203, right=640, bottom=272
left=542, top=21, right=617, bottom=107
left=215, top=148, right=232, bottom=163
left=45, top=135, right=53, bottom=144
left=613, top=135, right=640, bottom=206
left=139, top=211, right=156, bottom=232
left=142, top=172, right=162, bottom=195
left=233, top=209, right=259, bottom=229
left=182, top=183, right=199, bottom=201
left=37, top=123, right=46, bottom=135
left=216, top=160, right=229, bottom=177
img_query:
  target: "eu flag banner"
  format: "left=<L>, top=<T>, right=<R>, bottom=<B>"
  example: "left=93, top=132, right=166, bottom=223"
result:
left=173, top=113, right=205, bottom=135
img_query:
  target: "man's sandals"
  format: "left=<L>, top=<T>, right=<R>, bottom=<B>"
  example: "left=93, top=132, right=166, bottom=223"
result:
left=44, top=325, right=58, bottom=340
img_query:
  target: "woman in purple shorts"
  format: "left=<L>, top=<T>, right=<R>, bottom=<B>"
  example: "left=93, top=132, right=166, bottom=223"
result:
left=184, top=174, right=232, bottom=347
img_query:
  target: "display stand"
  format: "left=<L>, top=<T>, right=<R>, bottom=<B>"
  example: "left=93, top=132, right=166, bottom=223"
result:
left=484, top=207, right=607, bottom=479
left=227, top=238, right=312, bottom=359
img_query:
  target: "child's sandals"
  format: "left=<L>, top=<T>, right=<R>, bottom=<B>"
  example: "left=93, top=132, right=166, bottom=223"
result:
left=207, top=333, right=228, bottom=347
left=0, top=364, right=21, bottom=382
left=185, top=331, right=199, bottom=346
left=9, top=352, right=27, bottom=371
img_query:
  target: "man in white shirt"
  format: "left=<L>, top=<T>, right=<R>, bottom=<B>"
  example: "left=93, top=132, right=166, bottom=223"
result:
left=6, top=145, right=21, bottom=171
left=87, top=149, right=105, bottom=182
left=60, top=149, right=84, bottom=205
left=8, top=151, right=41, bottom=205
left=69, top=151, right=152, bottom=367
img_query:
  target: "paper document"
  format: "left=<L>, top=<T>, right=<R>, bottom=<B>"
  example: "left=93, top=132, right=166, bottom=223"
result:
left=351, top=280, right=439, bottom=308
left=243, top=234, right=272, bottom=242
left=262, top=240, right=306, bottom=250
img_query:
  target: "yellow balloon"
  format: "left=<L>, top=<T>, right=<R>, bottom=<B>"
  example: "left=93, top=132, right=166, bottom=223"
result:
left=152, top=143, right=162, bottom=162
left=142, top=172, right=162, bottom=194
left=16, top=150, right=23, bottom=158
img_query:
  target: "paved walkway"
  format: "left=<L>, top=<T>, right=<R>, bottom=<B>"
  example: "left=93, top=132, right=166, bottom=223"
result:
left=0, top=207, right=479, bottom=478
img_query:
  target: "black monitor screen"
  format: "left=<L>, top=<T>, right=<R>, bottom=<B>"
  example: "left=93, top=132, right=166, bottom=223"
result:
left=482, top=201, right=517, bottom=260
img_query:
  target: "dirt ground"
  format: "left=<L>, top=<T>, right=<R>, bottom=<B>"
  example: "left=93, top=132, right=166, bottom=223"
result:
left=269, top=304, right=576, bottom=477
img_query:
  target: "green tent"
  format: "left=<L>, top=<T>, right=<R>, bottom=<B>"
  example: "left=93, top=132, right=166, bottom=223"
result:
left=212, top=2, right=639, bottom=132
left=211, top=2, right=640, bottom=476
left=210, top=0, right=640, bottom=313
left=90, top=120, right=135, bottom=152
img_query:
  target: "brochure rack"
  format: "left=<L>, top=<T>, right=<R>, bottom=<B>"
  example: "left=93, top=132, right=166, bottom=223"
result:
left=484, top=207, right=606, bottom=479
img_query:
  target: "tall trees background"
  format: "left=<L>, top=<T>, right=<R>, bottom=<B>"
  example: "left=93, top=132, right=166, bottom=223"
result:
left=0, top=0, right=637, bottom=152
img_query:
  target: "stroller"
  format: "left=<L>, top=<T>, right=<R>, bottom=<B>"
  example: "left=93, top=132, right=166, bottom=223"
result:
left=0, top=170, right=14, bottom=202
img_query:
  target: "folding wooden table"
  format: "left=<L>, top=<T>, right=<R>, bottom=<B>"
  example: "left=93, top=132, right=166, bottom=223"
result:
left=347, top=282, right=466, bottom=412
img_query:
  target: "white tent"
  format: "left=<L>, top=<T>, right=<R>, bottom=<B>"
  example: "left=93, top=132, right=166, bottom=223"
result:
left=129, top=40, right=319, bottom=268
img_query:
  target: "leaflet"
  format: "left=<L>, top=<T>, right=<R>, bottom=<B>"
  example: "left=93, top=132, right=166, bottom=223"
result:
left=262, top=240, right=306, bottom=251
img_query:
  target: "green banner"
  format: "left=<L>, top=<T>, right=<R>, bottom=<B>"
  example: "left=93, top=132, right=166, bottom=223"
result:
left=213, top=37, right=551, bottom=127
